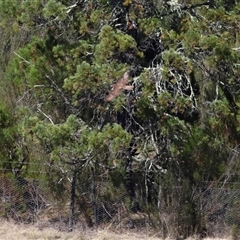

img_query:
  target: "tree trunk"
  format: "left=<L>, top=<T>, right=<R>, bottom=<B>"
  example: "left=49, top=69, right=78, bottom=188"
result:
left=91, top=166, right=97, bottom=227
left=68, top=166, right=77, bottom=232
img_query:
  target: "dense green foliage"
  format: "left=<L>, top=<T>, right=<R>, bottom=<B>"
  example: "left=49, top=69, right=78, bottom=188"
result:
left=1, top=0, right=240, bottom=237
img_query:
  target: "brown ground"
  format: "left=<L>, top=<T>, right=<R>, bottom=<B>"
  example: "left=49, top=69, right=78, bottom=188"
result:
left=0, top=220, right=231, bottom=240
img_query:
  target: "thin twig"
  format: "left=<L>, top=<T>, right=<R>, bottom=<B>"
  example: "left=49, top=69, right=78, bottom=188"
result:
left=13, top=51, right=31, bottom=64
left=37, top=105, right=54, bottom=125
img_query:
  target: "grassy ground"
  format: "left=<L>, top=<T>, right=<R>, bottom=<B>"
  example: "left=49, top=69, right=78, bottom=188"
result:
left=0, top=221, right=231, bottom=240
left=0, top=220, right=161, bottom=240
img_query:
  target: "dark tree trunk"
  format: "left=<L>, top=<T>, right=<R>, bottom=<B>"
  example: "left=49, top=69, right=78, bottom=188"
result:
left=125, top=148, right=139, bottom=212
left=91, top=166, right=97, bottom=227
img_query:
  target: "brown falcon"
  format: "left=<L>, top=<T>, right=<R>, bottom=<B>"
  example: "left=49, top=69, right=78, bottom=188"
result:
left=104, top=71, right=133, bottom=102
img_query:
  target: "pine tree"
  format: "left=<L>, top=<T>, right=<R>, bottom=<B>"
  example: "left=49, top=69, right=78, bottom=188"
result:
left=1, top=0, right=240, bottom=236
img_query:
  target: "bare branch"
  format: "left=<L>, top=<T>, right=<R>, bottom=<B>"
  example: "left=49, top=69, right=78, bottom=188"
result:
left=45, top=73, right=72, bottom=107
left=16, top=85, right=47, bottom=103
left=13, top=51, right=31, bottom=64
left=37, top=104, right=54, bottom=125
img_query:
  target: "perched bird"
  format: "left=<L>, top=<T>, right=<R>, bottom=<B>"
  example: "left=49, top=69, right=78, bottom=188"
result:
left=104, top=71, right=133, bottom=102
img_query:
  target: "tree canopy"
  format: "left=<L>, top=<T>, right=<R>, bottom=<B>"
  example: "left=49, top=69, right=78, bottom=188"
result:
left=0, top=0, right=240, bottom=237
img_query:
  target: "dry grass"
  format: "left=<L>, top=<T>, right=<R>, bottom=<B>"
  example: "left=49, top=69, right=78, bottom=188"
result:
left=0, top=221, right=82, bottom=240
left=0, top=220, right=161, bottom=240
left=0, top=220, right=231, bottom=240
